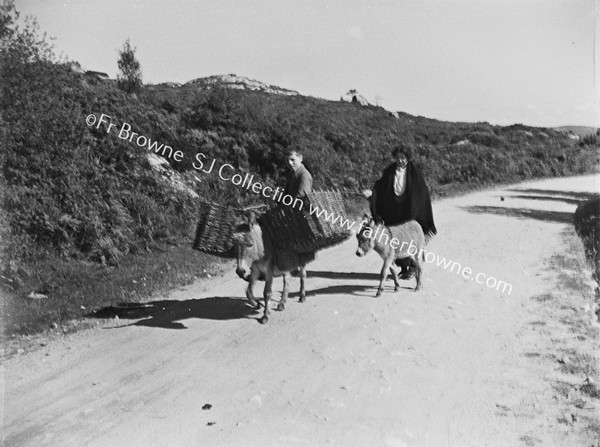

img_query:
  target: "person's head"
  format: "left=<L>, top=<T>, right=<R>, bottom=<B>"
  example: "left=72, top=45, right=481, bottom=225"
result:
left=392, top=144, right=412, bottom=169
left=286, top=150, right=304, bottom=172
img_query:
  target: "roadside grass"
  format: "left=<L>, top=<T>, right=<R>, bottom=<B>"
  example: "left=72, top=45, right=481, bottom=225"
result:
left=532, top=293, right=554, bottom=303
left=1, top=243, right=232, bottom=342
left=573, top=197, right=600, bottom=294
left=519, top=435, right=542, bottom=446
left=558, top=350, right=599, bottom=377
left=540, top=228, right=600, bottom=443
left=563, top=205, right=600, bottom=400
left=585, top=419, right=600, bottom=446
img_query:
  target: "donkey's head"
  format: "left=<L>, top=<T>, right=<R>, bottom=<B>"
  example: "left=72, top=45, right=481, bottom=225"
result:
left=232, top=211, right=264, bottom=280
left=355, top=214, right=376, bottom=257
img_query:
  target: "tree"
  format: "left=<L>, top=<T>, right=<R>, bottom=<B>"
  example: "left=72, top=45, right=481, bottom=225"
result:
left=117, top=39, right=142, bottom=93
left=1, top=0, right=57, bottom=165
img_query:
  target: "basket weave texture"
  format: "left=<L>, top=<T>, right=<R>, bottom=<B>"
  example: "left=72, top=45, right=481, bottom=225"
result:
left=192, top=202, right=245, bottom=258
left=192, top=190, right=351, bottom=257
left=261, top=190, right=351, bottom=254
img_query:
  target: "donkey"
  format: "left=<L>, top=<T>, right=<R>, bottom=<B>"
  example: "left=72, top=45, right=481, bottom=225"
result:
left=232, top=212, right=311, bottom=324
left=355, top=215, right=425, bottom=296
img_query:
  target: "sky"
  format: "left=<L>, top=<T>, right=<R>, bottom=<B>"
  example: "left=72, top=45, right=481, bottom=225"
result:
left=16, top=0, right=599, bottom=128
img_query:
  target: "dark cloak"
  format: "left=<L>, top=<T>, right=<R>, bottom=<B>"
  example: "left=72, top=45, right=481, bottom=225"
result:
left=371, top=161, right=437, bottom=238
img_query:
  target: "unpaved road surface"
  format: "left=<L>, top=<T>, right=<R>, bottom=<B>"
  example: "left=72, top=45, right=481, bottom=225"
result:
left=3, top=174, right=600, bottom=447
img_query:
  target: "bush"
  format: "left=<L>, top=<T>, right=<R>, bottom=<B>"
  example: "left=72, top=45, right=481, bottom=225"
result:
left=574, top=198, right=600, bottom=285
left=581, top=132, right=600, bottom=147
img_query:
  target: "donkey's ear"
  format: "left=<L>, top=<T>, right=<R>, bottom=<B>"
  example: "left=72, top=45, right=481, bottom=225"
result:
left=247, top=211, right=257, bottom=225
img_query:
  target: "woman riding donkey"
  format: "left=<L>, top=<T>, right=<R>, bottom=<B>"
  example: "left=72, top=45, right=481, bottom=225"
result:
left=370, top=144, right=437, bottom=279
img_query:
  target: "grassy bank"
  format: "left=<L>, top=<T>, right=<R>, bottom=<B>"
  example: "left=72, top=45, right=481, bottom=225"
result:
left=1, top=243, right=231, bottom=340
left=539, top=228, right=600, bottom=441
left=573, top=197, right=600, bottom=312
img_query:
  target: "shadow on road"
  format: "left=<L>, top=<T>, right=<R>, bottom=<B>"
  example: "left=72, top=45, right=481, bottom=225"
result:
left=506, top=189, right=598, bottom=202
left=290, top=280, right=416, bottom=298
left=307, top=270, right=381, bottom=281
left=90, top=297, right=260, bottom=329
left=89, top=271, right=412, bottom=329
left=504, top=194, right=583, bottom=205
left=289, top=284, right=375, bottom=298
left=462, top=205, right=573, bottom=223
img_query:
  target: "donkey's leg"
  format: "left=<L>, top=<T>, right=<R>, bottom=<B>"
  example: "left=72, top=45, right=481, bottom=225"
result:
left=277, top=274, right=289, bottom=311
left=376, top=256, right=394, bottom=297
left=390, top=262, right=401, bottom=291
left=259, top=272, right=273, bottom=324
left=413, top=256, right=422, bottom=291
left=245, top=269, right=260, bottom=309
left=298, top=266, right=307, bottom=303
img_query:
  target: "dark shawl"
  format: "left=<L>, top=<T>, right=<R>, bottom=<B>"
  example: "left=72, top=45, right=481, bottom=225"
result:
left=371, top=161, right=437, bottom=238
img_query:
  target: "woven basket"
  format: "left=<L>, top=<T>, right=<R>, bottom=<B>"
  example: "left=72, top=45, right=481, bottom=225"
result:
left=261, top=190, right=352, bottom=254
left=192, top=202, right=245, bottom=257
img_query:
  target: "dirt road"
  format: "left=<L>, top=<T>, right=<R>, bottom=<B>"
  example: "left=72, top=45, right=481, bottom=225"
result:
left=3, top=174, right=599, bottom=447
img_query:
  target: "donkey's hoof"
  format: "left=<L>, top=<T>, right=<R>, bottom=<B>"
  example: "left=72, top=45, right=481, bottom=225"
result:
left=258, top=316, right=269, bottom=324
left=375, top=290, right=383, bottom=298
left=299, top=295, right=306, bottom=303
left=394, top=286, right=400, bottom=292
left=276, top=303, right=285, bottom=311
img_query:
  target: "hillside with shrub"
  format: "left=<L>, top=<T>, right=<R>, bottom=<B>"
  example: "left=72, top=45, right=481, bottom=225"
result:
left=147, top=83, right=597, bottom=197
left=1, top=3, right=598, bottom=336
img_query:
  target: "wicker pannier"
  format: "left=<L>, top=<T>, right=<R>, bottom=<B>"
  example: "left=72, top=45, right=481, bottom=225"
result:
left=192, top=202, right=245, bottom=258
left=261, top=190, right=352, bottom=254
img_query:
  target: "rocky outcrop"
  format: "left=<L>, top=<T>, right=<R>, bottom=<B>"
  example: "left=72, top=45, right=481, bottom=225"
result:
left=146, top=153, right=198, bottom=198
left=184, top=74, right=298, bottom=96
left=341, top=89, right=371, bottom=106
